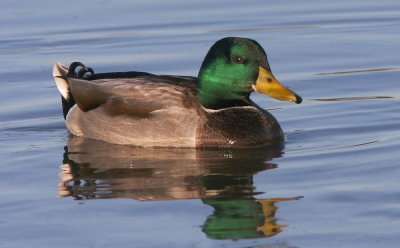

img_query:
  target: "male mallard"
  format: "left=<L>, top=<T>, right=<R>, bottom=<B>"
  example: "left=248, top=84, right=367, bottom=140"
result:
left=53, top=37, right=301, bottom=148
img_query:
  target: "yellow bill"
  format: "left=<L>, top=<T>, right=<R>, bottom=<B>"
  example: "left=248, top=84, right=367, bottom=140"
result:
left=253, top=66, right=302, bottom=104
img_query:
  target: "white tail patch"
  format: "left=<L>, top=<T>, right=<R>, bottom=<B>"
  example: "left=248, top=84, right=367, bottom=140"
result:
left=53, top=62, right=70, bottom=100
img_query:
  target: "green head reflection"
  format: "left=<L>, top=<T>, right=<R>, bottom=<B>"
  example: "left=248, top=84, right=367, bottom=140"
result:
left=202, top=197, right=300, bottom=240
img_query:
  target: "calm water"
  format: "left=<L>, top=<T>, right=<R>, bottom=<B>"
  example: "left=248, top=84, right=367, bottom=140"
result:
left=1, top=0, right=400, bottom=247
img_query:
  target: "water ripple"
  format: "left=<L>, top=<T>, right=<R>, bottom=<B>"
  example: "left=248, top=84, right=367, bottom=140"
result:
left=315, top=67, right=400, bottom=75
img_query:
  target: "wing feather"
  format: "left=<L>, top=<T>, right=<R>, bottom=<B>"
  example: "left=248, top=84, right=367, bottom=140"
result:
left=67, top=76, right=198, bottom=118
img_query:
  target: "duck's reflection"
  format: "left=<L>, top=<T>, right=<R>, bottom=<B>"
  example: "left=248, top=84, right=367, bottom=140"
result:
left=58, top=137, right=301, bottom=240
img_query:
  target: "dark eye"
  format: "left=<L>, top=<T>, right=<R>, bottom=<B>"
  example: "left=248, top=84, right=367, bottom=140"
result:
left=231, top=55, right=244, bottom=64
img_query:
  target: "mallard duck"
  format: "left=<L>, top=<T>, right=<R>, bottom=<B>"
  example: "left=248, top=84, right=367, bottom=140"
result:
left=53, top=37, right=301, bottom=148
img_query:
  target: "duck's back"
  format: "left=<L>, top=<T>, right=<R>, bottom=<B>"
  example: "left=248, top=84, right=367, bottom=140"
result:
left=65, top=75, right=203, bottom=147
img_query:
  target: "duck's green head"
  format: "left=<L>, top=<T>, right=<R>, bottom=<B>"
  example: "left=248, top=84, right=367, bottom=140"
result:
left=198, top=37, right=302, bottom=109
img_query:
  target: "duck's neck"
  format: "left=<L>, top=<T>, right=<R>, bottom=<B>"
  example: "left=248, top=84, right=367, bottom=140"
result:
left=197, top=80, right=250, bottom=110
left=197, top=74, right=251, bottom=109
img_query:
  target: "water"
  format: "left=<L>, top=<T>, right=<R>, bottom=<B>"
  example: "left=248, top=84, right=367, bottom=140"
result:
left=1, top=0, right=400, bottom=247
